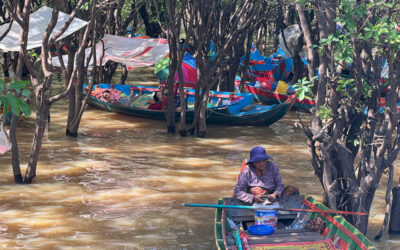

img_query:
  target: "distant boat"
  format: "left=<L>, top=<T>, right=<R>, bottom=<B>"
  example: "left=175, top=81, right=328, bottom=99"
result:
left=85, top=84, right=296, bottom=126
left=215, top=195, right=375, bottom=250
left=245, top=82, right=315, bottom=113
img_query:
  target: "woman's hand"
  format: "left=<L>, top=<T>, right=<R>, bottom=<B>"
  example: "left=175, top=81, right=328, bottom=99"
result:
left=267, top=193, right=278, bottom=203
left=253, top=194, right=265, bottom=203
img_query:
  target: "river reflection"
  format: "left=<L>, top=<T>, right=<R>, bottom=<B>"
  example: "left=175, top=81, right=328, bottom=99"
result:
left=0, top=94, right=399, bottom=249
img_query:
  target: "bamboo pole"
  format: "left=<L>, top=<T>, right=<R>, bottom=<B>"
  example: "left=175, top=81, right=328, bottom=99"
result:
left=182, top=203, right=367, bottom=215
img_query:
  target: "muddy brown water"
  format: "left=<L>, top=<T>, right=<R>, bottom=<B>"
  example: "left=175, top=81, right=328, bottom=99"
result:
left=0, top=81, right=400, bottom=249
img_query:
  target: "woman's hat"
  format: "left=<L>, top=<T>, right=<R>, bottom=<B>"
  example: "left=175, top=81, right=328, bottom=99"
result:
left=247, top=146, right=272, bottom=164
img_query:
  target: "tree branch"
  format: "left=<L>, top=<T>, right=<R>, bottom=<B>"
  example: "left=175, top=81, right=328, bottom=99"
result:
left=374, top=164, right=394, bottom=240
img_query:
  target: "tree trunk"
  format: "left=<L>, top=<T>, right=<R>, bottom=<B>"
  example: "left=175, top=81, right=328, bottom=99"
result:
left=120, top=65, right=128, bottom=85
left=24, top=101, right=49, bottom=184
left=296, top=3, right=317, bottom=87
left=197, top=91, right=208, bottom=138
left=2, top=52, right=9, bottom=77
left=220, top=36, right=245, bottom=92
left=240, top=30, right=254, bottom=92
left=165, top=23, right=178, bottom=134
left=290, top=33, right=304, bottom=83
left=177, top=69, right=187, bottom=136
left=102, top=62, right=118, bottom=84
left=139, top=4, right=161, bottom=38
left=10, top=52, right=18, bottom=74
left=9, top=114, right=23, bottom=184
left=389, top=185, right=400, bottom=234
left=66, top=85, right=76, bottom=136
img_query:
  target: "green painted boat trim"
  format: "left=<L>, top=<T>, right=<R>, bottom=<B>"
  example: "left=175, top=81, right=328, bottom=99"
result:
left=304, top=196, right=375, bottom=250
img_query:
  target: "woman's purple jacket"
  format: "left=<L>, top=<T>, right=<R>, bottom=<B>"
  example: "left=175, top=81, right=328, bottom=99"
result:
left=234, top=161, right=284, bottom=203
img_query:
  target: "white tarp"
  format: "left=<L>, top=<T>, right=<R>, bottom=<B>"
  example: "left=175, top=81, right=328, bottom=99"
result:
left=0, top=6, right=88, bottom=51
left=52, top=34, right=169, bottom=69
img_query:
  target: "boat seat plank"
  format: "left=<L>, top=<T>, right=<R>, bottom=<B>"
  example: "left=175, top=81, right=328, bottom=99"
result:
left=223, top=196, right=304, bottom=222
left=227, top=229, right=326, bottom=246
left=247, top=231, right=326, bottom=244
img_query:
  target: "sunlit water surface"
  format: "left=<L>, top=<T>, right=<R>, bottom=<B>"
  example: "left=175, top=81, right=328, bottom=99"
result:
left=1, top=84, right=400, bottom=249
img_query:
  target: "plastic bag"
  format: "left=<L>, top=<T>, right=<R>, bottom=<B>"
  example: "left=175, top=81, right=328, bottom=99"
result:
left=0, top=121, right=11, bottom=154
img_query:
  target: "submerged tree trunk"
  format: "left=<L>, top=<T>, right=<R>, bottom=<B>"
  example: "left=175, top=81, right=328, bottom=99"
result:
left=65, top=3, right=97, bottom=137
left=165, top=54, right=177, bottom=133
left=9, top=114, right=22, bottom=183
left=120, top=65, right=128, bottom=85
left=4, top=0, right=88, bottom=184
left=24, top=100, right=49, bottom=183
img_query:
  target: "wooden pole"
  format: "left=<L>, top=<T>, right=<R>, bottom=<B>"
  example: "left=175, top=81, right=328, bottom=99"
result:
left=389, top=185, right=400, bottom=234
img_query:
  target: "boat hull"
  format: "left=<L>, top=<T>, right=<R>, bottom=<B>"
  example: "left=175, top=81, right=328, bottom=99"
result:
left=86, top=84, right=295, bottom=126
left=245, top=83, right=315, bottom=113
left=215, top=196, right=375, bottom=250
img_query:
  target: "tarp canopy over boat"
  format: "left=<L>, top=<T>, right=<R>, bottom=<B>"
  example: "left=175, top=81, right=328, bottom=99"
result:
left=0, top=6, right=88, bottom=51
left=154, top=52, right=197, bottom=85
left=51, top=34, right=169, bottom=69
left=154, top=41, right=217, bottom=86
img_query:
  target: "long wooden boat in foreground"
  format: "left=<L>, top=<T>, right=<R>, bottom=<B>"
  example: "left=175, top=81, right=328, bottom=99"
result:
left=85, top=84, right=296, bottom=126
left=215, top=195, right=375, bottom=250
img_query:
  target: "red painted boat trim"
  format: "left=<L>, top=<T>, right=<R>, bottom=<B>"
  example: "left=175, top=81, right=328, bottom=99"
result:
left=301, top=198, right=368, bottom=250
left=251, top=238, right=335, bottom=248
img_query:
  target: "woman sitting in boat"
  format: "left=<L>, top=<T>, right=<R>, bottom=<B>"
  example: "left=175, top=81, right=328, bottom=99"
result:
left=148, top=91, right=167, bottom=110
left=234, top=146, right=284, bottom=204
left=148, top=91, right=182, bottom=111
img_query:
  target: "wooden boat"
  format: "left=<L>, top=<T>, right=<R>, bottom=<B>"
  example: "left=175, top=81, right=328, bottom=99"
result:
left=215, top=195, right=376, bottom=250
left=85, top=83, right=296, bottom=126
left=245, top=82, right=315, bottom=113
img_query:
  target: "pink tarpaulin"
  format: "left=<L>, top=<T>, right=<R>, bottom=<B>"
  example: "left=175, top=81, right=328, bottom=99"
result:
left=52, top=34, right=169, bottom=69
left=98, top=34, right=169, bottom=68
left=0, top=122, right=11, bottom=155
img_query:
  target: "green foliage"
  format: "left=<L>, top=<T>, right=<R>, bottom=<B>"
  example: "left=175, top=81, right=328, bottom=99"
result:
left=81, top=2, right=90, bottom=11
left=336, top=77, right=355, bottom=97
left=0, top=79, right=31, bottom=117
left=293, top=76, right=316, bottom=101
left=27, top=49, right=38, bottom=59
left=296, top=0, right=312, bottom=7
left=361, top=79, right=375, bottom=99
left=315, top=0, right=400, bottom=108
left=363, top=18, right=400, bottom=51
left=317, top=105, right=332, bottom=120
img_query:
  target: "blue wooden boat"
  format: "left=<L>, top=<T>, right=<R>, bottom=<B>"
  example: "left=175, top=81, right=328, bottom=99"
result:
left=85, top=83, right=296, bottom=126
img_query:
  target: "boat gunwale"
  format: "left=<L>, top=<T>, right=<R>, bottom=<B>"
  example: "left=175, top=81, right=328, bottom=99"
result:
left=85, top=84, right=295, bottom=125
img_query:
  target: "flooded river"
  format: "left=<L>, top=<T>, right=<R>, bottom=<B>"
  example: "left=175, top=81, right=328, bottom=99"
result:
left=1, top=81, right=400, bottom=249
